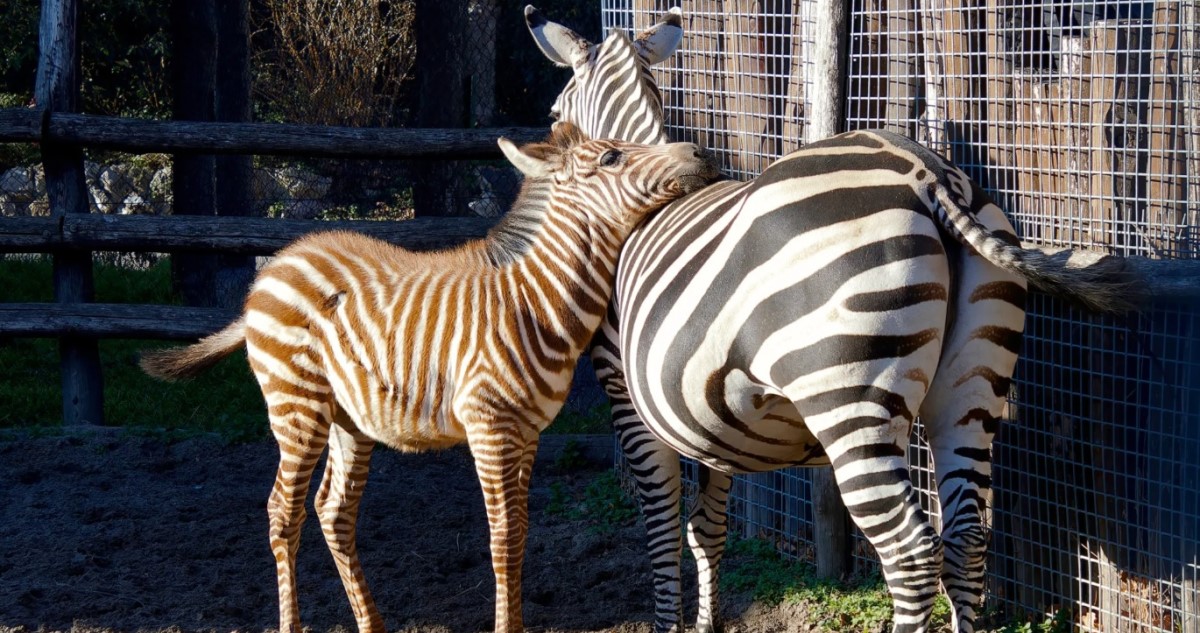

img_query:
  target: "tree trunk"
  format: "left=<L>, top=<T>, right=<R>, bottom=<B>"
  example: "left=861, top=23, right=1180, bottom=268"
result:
left=170, top=0, right=217, bottom=306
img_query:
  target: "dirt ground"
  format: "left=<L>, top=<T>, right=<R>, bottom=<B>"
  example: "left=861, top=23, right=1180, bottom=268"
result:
left=0, top=431, right=816, bottom=633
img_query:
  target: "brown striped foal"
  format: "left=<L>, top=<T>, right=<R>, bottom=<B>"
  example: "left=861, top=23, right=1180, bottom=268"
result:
left=140, top=122, right=719, bottom=633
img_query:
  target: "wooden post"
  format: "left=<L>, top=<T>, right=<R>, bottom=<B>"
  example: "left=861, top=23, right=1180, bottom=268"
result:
left=807, top=0, right=852, bottom=581
left=35, top=0, right=104, bottom=426
left=214, top=0, right=255, bottom=310
left=885, top=0, right=919, bottom=134
left=170, top=0, right=217, bottom=306
left=1146, top=0, right=1185, bottom=257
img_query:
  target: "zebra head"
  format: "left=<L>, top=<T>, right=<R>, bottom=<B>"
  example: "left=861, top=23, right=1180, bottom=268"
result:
left=498, top=122, right=718, bottom=230
left=525, top=5, right=682, bottom=145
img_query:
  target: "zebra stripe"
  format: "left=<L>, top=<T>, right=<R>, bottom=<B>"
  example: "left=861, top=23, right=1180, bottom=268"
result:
left=527, top=8, right=1140, bottom=633
left=140, top=124, right=720, bottom=633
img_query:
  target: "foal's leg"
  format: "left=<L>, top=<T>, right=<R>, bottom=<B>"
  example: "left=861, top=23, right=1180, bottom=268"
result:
left=247, top=329, right=334, bottom=633
left=315, top=415, right=382, bottom=633
left=262, top=387, right=333, bottom=633
left=467, top=418, right=541, bottom=633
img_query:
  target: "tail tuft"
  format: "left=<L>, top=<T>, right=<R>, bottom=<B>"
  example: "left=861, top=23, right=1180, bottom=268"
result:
left=931, top=185, right=1146, bottom=315
left=1017, top=246, right=1148, bottom=314
left=139, top=318, right=247, bottom=382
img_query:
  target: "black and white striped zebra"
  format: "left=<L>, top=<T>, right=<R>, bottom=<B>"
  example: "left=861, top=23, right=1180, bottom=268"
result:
left=526, top=7, right=1141, bottom=633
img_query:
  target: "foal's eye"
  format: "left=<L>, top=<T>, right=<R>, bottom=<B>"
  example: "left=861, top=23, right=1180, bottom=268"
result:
left=599, top=150, right=622, bottom=167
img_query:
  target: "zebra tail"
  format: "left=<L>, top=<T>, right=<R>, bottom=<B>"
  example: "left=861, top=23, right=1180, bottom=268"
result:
left=139, top=317, right=247, bottom=382
left=932, top=187, right=1147, bottom=314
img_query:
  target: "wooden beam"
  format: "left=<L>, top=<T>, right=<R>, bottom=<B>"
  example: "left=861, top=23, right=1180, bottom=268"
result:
left=0, top=215, right=497, bottom=254
left=0, top=108, right=545, bottom=159
left=0, top=303, right=238, bottom=340
left=35, top=0, right=105, bottom=426
left=808, top=0, right=848, bottom=140
left=807, top=0, right=853, bottom=582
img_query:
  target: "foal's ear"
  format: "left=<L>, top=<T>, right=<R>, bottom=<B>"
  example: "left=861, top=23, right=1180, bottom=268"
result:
left=633, top=7, right=683, bottom=65
left=525, top=5, right=592, bottom=71
left=549, top=121, right=589, bottom=148
left=499, top=137, right=555, bottom=178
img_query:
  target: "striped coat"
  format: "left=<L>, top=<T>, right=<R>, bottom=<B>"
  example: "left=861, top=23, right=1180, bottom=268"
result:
left=526, top=8, right=1141, bottom=633
left=141, top=123, right=719, bottom=633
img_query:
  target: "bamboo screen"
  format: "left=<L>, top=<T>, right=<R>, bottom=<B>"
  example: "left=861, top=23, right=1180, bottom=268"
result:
left=602, top=1, right=1200, bottom=631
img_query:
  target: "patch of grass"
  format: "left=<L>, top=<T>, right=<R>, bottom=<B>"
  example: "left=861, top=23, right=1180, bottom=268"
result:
left=1, top=256, right=266, bottom=441
left=721, top=536, right=952, bottom=633
left=995, top=609, right=1072, bottom=633
left=545, top=470, right=638, bottom=534
left=546, top=400, right=610, bottom=435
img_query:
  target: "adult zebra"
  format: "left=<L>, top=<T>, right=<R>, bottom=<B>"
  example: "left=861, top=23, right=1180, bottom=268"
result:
left=140, top=124, right=719, bottom=633
left=526, top=8, right=1141, bottom=633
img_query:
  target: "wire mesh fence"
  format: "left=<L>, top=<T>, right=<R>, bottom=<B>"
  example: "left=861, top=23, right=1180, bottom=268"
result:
left=604, top=1, right=1199, bottom=630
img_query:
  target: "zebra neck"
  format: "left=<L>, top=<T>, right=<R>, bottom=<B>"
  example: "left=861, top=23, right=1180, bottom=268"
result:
left=503, top=198, right=623, bottom=354
left=484, top=178, right=554, bottom=267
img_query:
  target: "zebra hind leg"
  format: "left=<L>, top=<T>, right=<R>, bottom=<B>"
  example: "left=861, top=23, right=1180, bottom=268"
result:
left=840, top=454, right=943, bottom=633
left=919, top=206, right=1026, bottom=633
left=798, top=400, right=943, bottom=633
left=262, top=392, right=333, bottom=633
left=314, top=416, right=384, bottom=633
left=686, top=466, right=732, bottom=633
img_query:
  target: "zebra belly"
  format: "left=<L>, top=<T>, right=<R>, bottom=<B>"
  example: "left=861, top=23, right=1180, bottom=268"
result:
left=318, top=315, right=469, bottom=453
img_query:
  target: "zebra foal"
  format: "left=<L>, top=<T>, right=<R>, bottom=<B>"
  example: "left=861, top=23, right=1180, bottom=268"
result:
left=527, top=8, right=1142, bottom=633
left=140, top=122, right=719, bottom=633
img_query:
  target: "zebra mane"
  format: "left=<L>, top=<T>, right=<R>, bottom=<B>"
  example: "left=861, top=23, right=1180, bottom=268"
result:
left=483, top=177, right=555, bottom=267
left=485, top=122, right=591, bottom=266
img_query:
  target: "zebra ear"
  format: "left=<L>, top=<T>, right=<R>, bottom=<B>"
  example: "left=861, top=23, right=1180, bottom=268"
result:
left=525, top=5, right=592, bottom=69
left=634, top=7, right=683, bottom=65
left=499, top=137, right=554, bottom=179
left=549, top=121, right=588, bottom=148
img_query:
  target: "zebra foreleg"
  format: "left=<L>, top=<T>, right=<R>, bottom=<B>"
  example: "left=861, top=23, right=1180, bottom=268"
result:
left=686, top=466, right=732, bottom=633
left=616, top=419, right=687, bottom=633
left=593, top=316, right=689, bottom=633
left=315, top=417, right=383, bottom=633
left=467, top=421, right=540, bottom=633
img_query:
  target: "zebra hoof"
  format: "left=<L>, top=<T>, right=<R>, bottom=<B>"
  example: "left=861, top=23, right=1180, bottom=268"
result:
left=696, top=620, right=724, bottom=633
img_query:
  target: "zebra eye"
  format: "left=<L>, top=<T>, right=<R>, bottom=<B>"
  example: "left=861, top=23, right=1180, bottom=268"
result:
left=599, top=150, right=622, bottom=167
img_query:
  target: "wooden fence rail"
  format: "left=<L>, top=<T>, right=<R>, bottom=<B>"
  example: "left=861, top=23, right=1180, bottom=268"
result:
left=0, top=215, right=496, bottom=254
left=0, top=108, right=544, bottom=159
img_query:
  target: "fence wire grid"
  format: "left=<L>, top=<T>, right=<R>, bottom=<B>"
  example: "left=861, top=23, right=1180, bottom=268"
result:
left=603, top=1, right=1200, bottom=631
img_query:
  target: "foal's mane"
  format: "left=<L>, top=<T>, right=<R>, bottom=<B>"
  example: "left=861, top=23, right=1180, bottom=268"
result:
left=484, top=123, right=587, bottom=267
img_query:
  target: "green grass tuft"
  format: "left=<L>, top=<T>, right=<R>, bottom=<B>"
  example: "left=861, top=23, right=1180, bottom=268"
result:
left=546, top=470, right=638, bottom=534
left=721, top=536, right=953, bottom=633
